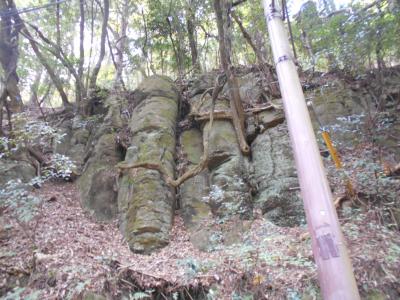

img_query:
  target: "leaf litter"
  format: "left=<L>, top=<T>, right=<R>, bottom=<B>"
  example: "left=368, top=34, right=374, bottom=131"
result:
left=0, top=179, right=399, bottom=299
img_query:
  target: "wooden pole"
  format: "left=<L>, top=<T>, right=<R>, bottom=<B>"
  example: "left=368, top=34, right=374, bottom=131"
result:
left=261, top=1, right=360, bottom=299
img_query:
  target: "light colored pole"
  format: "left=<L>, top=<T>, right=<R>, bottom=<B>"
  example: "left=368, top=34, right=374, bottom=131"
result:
left=261, top=1, right=360, bottom=299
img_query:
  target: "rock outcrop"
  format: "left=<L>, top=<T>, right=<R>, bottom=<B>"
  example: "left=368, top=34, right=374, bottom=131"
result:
left=179, top=129, right=210, bottom=227
left=74, top=69, right=327, bottom=253
left=78, top=92, right=128, bottom=221
left=250, top=123, right=304, bottom=226
left=78, top=133, right=120, bottom=220
left=0, top=160, right=36, bottom=186
left=117, top=76, right=179, bottom=253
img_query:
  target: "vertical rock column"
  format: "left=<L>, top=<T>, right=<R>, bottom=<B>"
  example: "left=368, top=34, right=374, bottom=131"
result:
left=193, top=95, right=252, bottom=218
left=205, top=119, right=252, bottom=218
left=179, top=129, right=211, bottom=228
left=118, top=76, right=179, bottom=253
left=250, top=122, right=304, bottom=226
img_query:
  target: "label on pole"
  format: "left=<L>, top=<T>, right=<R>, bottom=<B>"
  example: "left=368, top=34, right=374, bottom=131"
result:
left=316, top=225, right=340, bottom=260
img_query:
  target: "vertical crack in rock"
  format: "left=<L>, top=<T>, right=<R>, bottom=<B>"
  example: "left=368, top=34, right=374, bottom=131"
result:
left=117, top=76, right=179, bottom=254
left=250, top=122, right=305, bottom=226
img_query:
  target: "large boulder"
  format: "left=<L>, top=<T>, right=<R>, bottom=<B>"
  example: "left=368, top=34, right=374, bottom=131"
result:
left=117, top=76, right=179, bottom=253
left=0, top=160, right=36, bottom=187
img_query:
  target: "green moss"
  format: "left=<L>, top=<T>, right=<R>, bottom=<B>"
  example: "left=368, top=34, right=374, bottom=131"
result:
left=180, top=129, right=203, bottom=164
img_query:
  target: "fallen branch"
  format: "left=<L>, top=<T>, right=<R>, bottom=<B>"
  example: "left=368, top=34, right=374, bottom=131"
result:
left=194, top=110, right=232, bottom=121
left=192, top=104, right=277, bottom=121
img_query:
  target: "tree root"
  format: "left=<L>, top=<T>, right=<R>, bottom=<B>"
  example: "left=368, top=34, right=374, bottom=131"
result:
left=117, top=75, right=224, bottom=188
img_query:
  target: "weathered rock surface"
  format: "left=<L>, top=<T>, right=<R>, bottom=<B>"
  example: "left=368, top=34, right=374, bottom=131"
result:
left=179, top=129, right=210, bottom=228
left=205, top=120, right=252, bottom=218
left=74, top=68, right=399, bottom=254
left=190, top=91, right=253, bottom=218
left=250, top=122, right=305, bottom=226
left=77, top=91, right=129, bottom=221
left=54, top=116, right=91, bottom=174
left=117, top=76, right=179, bottom=253
left=78, top=133, right=120, bottom=220
left=0, top=160, right=36, bottom=186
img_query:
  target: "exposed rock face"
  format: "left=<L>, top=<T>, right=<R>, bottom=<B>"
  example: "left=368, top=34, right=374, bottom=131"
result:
left=54, top=116, right=92, bottom=176
left=179, top=129, right=210, bottom=228
left=74, top=70, right=341, bottom=253
left=117, top=76, right=179, bottom=253
left=0, top=160, right=36, bottom=186
left=77, top=92, right=128, bottom=221
left=250, top=123, right=304, bottom=226
left=78, top=133, right=120, bottom=220
left=205, top=120, right=252, bottom=218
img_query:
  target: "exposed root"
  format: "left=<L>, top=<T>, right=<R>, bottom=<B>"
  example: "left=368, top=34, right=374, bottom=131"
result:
left=117, top=75, right=224, bottom=188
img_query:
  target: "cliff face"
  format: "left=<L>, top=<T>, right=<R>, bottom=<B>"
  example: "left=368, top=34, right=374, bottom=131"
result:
left=74, top=68, right=400, bottom=254
left=74, top=71, right=298, bottom=253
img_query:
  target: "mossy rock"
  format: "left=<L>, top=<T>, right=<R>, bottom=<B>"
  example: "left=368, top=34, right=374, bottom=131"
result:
left=78, top=133, right=120, bottom=221
left=180, top=129, right=204, bottom=165
left=0, top=160, right=36, bottom=187
left=365, top=290, right=386, bottom=300
left=117, top=76, right=178, bottom=254
left=250, top=123, right=304, bottom=226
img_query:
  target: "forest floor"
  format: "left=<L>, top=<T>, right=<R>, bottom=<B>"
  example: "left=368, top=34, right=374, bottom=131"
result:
left=1, top=150, right=400, bottom=300
left=1, top=68, right=400, bottom=299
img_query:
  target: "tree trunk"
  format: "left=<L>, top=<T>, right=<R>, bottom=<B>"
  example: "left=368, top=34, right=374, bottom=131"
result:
left=85, top=0, right=96, bottom=91
left=78, top=0, right=85, bottom=99
left=28, top=23, right=82, bottom=104
left=213, top=0, right=249, bottom=154
left=28, top=70, right=42, bottom=107
left=19, top=27, right=70, bottom=107
left=89, top=0, right=109, bottom=90
left=55, top=0, right=61, bottom=47
left=186, top=0, right=200, bottom=73
left=0, top=0, right=23, bottom=114
left=231, top=11, right=279, bottom=96
left=114, top=0, right=129, bottom=88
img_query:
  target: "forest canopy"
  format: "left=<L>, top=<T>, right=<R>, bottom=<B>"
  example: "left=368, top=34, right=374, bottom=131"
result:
left=0, top=0, right=399, bottom=112
left=1, top=1, right=400, bottom=299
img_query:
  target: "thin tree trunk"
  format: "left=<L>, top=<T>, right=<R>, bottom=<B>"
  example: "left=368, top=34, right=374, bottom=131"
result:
left=0, top=0, right=23, bottom=113
left=30, top=71, right=47, bottom=120
left=231, top=11, right=278, bottom=96
left=85, top=0, right=96, bottom=91
left=114, top=0, right=129, bottom=88
left=166, top=17, right=183, bottom=79
left=29, top=70, right=42, bottom=107
left=89, top=0, right=109, bottom=90
left=0, top=88, right=6, bottom=135
left=106, top=29, right=126, bottom=89
left=19, top=28, right=70, bottom=107
left=213, top=0, right=249, bottom=154
left=140, top=9, right=156, bottom=76
left=55, top=0, right=61, bottom=47
left=28, top=23, right=83, bottom=104
left=186, top=0, right=200, bottom=73
left=78, top=0, right=85, bottom=99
